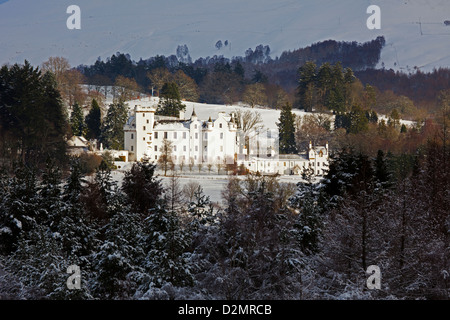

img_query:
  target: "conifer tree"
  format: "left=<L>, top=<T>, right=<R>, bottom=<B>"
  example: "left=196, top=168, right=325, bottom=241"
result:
left=100, top=102, right=128, bottom=150
left=0, top=163, right=39, bottom=254
left=60, top=158, right=98, bottom=258
left=143, top=202, right=193, bottom=288
left=156, top=82, right=186, bottom=117
left=70, top=102, right=86, bottom=136
left=85, top=99, right=102, bottom=140
left=122, top=162, right=164, bottom=216
left=0, top=61, right=68, bottom=166
left=277, top=102, right=298, bottom=154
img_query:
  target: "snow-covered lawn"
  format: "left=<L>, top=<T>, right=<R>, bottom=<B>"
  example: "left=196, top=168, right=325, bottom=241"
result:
left=110, top=166, right=307, bottom=204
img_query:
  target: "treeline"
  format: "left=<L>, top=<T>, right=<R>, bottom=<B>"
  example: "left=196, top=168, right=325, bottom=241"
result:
left=0, top=61, right=70, bottom=168
left=356, top=67, right=450, bottom=114
left=76, top=37, right=386, bottom=109
left=74, top=36, right=450, bottom=118
left=0, top=125, right=448, bottom=299
left=0, top=61, right=130, bottom=171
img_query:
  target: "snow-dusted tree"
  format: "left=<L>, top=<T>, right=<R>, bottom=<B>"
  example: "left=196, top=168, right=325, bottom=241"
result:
left=141, top=202, right=194, bottom=290
left=82, top=160, right=117, bottom=225
left=122, top=162, right=164, bottom=217
left=100, top=101, right=128, bottom=150
left=59, top=158, right=98, bottom=258
left=197, top=175, right=309, bottom=299
left=0, top=164, right=39, bottom=255
left=70, top=102, right=87, bottom=137
left=289, top=166, right=324, bottom=255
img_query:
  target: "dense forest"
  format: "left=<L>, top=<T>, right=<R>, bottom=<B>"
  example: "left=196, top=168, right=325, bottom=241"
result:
left=0, top=126, right=448, bottom=299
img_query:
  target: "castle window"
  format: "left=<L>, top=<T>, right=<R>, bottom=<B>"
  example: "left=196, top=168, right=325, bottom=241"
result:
left=164, top=132, right=168, bottom=139
left=183, top=132, right=187, bottom=139
left=195, top=133, right=198, bottom=139
left=155, top=132, right=158, bottom=139
left=131, top=146, right=134, bottom=151
left=174, top=132, right=177, bottom=139
left=219, top=123, right=223, bottom=128
left=154, top=146, right=158, bottom=152
left=220, top=133, right=223, bottom=139
left=131, top=134, right=134, bottom=139
left=143, top=126, right=146, bottom=131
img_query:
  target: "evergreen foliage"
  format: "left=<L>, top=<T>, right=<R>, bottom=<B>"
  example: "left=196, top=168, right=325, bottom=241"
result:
left=0, top=61, right=69, bottom=167
left=70, top=102, right=86, bottom=137
left=100, top=102, right=128, bottom=150
left=156, top=82, right=186, bottom=117
left=85, top=99, right=101, bottom=140
left=277, top=102, right=297, bottom=154
left=0, top=127, right=448, bottom=301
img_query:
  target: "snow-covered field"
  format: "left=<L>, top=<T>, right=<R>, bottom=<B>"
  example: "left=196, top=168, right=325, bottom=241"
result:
left=1, top=0, right=450, bottom=72
left=111, top=167, right=304, bottom=205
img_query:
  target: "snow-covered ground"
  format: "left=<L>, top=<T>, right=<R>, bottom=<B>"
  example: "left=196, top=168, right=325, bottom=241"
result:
left=1, top=0, right=450, bottom=72
left=111, top=167, right=305, bottom=205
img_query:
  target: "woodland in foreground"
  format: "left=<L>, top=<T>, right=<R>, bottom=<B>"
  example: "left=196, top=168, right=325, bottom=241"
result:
left=0, top=131, right=448, bottom=299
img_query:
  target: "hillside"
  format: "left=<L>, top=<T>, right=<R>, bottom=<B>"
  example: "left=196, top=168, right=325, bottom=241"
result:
left=1, top=0, right=450, bottom=72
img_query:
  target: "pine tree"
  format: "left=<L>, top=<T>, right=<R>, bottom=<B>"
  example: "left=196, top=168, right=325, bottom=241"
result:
left=60, top=158, right=98, bottom=258
left=0, top=61, right=69, bottom=166
left=156, top=82, right=186, bottom=117
left=122, top=162, right=164, bottom=216
left=85, top=98, right=102, bottom=140
left=297, top=61, right=317, bottom=111
left=70, top=102, right=86, bottom=136
left=100, top=102, right=128, bottom=150
left=277, top=102, right=298, bottom=154
left=0, top=163, right=39, bottom=254
left=348, top=104, right=369, bottom=134
left=289, top=166, right=323, bottom=254
left=143, top=202, right=193, bottom=289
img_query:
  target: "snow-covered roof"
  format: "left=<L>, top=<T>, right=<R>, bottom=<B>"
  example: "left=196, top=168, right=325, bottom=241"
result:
left=154, top=121, right=190, bottom=131
left=67, top=136, right=89, bottom=148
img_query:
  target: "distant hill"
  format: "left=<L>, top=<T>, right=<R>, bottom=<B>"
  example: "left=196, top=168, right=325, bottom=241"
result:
left=1, top=0, right=450, bottom=72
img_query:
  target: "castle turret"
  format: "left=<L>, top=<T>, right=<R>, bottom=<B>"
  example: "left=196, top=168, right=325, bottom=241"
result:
left=191, top=108, right=198, bottom=121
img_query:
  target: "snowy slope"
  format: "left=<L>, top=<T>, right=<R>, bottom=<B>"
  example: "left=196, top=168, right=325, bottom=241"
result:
left=1, top=0, right=450, bottom=71
left=122, top=96, right=309, bottom=131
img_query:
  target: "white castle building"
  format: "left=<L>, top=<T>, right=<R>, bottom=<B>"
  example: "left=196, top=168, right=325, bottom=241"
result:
left=239, top=142, right=329, bottom=176
left=124, top=104, right=240, bottom=165
left=123, top=103, right=329, bottom=176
